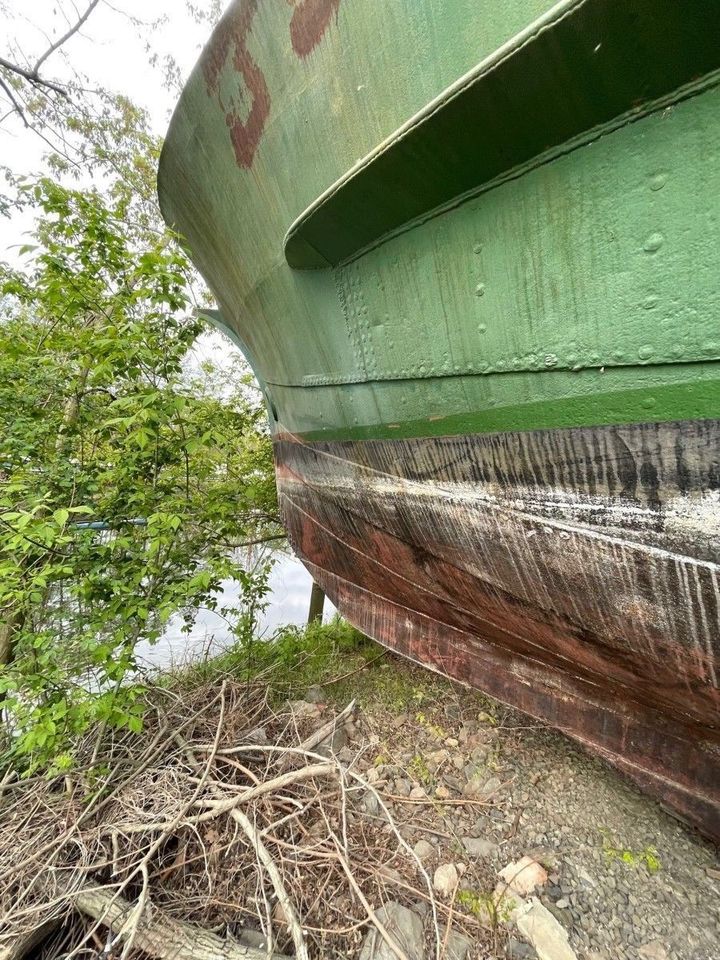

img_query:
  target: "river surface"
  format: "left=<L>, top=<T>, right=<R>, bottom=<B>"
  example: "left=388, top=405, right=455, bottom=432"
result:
left=135, top=553, right=336, bottom=672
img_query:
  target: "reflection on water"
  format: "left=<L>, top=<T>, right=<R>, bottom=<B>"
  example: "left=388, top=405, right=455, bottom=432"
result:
left=135, top=553, right=336, bottom=672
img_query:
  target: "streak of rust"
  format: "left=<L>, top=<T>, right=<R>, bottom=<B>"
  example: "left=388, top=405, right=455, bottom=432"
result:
left=274, top=418, right=720, bottom=840
left=289, top=0, right=341, bottom=59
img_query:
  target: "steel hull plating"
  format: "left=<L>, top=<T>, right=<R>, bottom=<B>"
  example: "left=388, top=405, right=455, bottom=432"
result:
left=276, top=419, right=720, bottom=837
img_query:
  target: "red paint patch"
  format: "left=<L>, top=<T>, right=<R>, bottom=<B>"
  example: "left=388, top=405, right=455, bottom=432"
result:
left=290, top=0, right=341, bottom=58
left=201, top=0, right=270, bottom=169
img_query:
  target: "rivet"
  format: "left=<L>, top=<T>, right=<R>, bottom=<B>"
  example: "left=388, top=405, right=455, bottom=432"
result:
left=477, top=323, right=487, bottom=334
left=473, top=243, right=482, bottom=254
left=475, top=283, right=486, bottom=297
left=638, top=345, right=653, bottom=360
left=544, top=353, right=559, bottom=368
left=643, top=295, right=659, bottom=310
left=643, top=233, right=664, bottom=253
left=649, top=173, right=667, bottom=192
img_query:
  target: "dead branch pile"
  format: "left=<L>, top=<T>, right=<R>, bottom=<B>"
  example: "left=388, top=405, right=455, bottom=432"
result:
left=0, top=679, right=447, bottom=960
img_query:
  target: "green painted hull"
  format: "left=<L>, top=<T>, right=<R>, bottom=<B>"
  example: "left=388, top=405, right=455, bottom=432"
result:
left=159, top=0, right=720, bottom=838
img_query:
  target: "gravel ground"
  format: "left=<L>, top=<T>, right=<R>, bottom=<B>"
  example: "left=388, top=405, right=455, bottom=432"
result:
left=335, top=655, right=720, bottom=960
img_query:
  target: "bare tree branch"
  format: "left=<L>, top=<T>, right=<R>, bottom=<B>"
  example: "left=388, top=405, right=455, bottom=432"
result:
left=33, top=0, right=101, bottom=76
left=0, top=0, right=102, bottom=100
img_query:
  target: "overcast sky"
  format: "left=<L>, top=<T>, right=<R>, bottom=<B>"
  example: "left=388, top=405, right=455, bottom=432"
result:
left=1, top=0, right=212, bottom=258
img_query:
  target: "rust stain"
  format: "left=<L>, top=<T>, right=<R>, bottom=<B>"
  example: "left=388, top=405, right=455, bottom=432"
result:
left=289, top=0, right=341, bottom=59
left=201, top=0, right=270, bottom=169
left=273, top=419, right=720, bottom=840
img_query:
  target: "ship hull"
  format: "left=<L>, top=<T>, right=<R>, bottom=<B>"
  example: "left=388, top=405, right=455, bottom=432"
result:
left=158, top=0, right=720, bottom=838
left=276, top=418, right=720, bottom=835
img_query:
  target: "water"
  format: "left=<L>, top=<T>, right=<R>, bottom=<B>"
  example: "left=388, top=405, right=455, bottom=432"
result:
left=135, top=553, right=336, bottom=672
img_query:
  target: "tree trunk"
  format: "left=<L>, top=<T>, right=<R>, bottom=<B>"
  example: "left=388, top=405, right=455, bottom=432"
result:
left=72, top=884, right=293, bottom=960
left=307, top=581, right=325, bottom=625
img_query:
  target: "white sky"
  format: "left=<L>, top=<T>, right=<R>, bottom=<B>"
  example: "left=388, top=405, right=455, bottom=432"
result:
left=1, top=0, right=213, bottom=255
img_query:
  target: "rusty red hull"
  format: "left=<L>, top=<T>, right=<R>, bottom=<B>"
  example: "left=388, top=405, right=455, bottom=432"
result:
left=275, top=418, right=720, bottom=840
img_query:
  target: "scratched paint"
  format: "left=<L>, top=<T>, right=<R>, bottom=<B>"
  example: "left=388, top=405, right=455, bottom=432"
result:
left=274, top=419, right=720, bottom=838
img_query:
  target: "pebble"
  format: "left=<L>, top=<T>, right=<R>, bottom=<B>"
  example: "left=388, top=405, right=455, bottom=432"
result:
left=433, top=863, right=459, bottom=896
left=498, top=856, right=549, bottom=897
left=638, top=943, right=670, bottom=960
left=461, top=836, right=498, bottom=859
left=412, top=838, right=435, bottom=863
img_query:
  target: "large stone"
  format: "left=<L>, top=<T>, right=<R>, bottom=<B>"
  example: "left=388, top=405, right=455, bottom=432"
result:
left=433, top=863, right=459, bottom=896
left=497, top=856, right=548, bottom=897
left=514, top=898, right=578, bottom=960
left=358, top=901, right=425, bottom=960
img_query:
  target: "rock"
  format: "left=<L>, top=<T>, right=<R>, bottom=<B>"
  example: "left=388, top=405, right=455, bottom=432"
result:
left=428, top=748, right=450, bottom=768
left=273, top=900, right=288, bottom=925
left=378, top=864, right=402, bottom=884
left=288, top=700, right=321, bottom=720
left=317, top=726, right=347, bottom=757
left=705, top=866, right=720, bottom=881
left=514, top=897, right=578, bottom=960
left=366, top=767, right=381, bottom=784
left=498, top=856, right=549, bottom=897
left=409, top=786, right=426, bottom=800
left=508, top=937, right=538, bottom=960
left=362, top=791, right=380, bottom=816
left=445, top=737, right=459, bottom=748
left=555, top=898, right=569, bottom=910
left=461, top=836, right=498, bottom=859
left=435, top=785, right=450, bottom=800
left=344, top=720, right=358, bottom=740
left=413, top=839, right=435, bottom=863
left=638, top=943, right=670, bottom=960
left=358, top=901, right=425, bottom=960
left=393, top=778, right=411, bottom=796
left=244, top=726, right=268, bottom=745
left=463, top=773, right=502, bottom=800
left=543, top=902, right=572, bottom=929
left=304, top=685, right=325, bottom=703
left=446, top=929, right=473, bottom=960
left=433, top=863, right=459, bottom=896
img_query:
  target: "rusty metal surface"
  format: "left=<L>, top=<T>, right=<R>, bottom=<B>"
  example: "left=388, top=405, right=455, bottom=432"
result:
left=275, top=418, right=720, bottom=839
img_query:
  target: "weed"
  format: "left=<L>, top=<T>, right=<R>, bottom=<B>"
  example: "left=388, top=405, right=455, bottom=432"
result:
left=408, top=753, right=432, bottom=785
left=600, top=831, right=661, bottom=874
left=457, top=888, right=516, bottom=929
